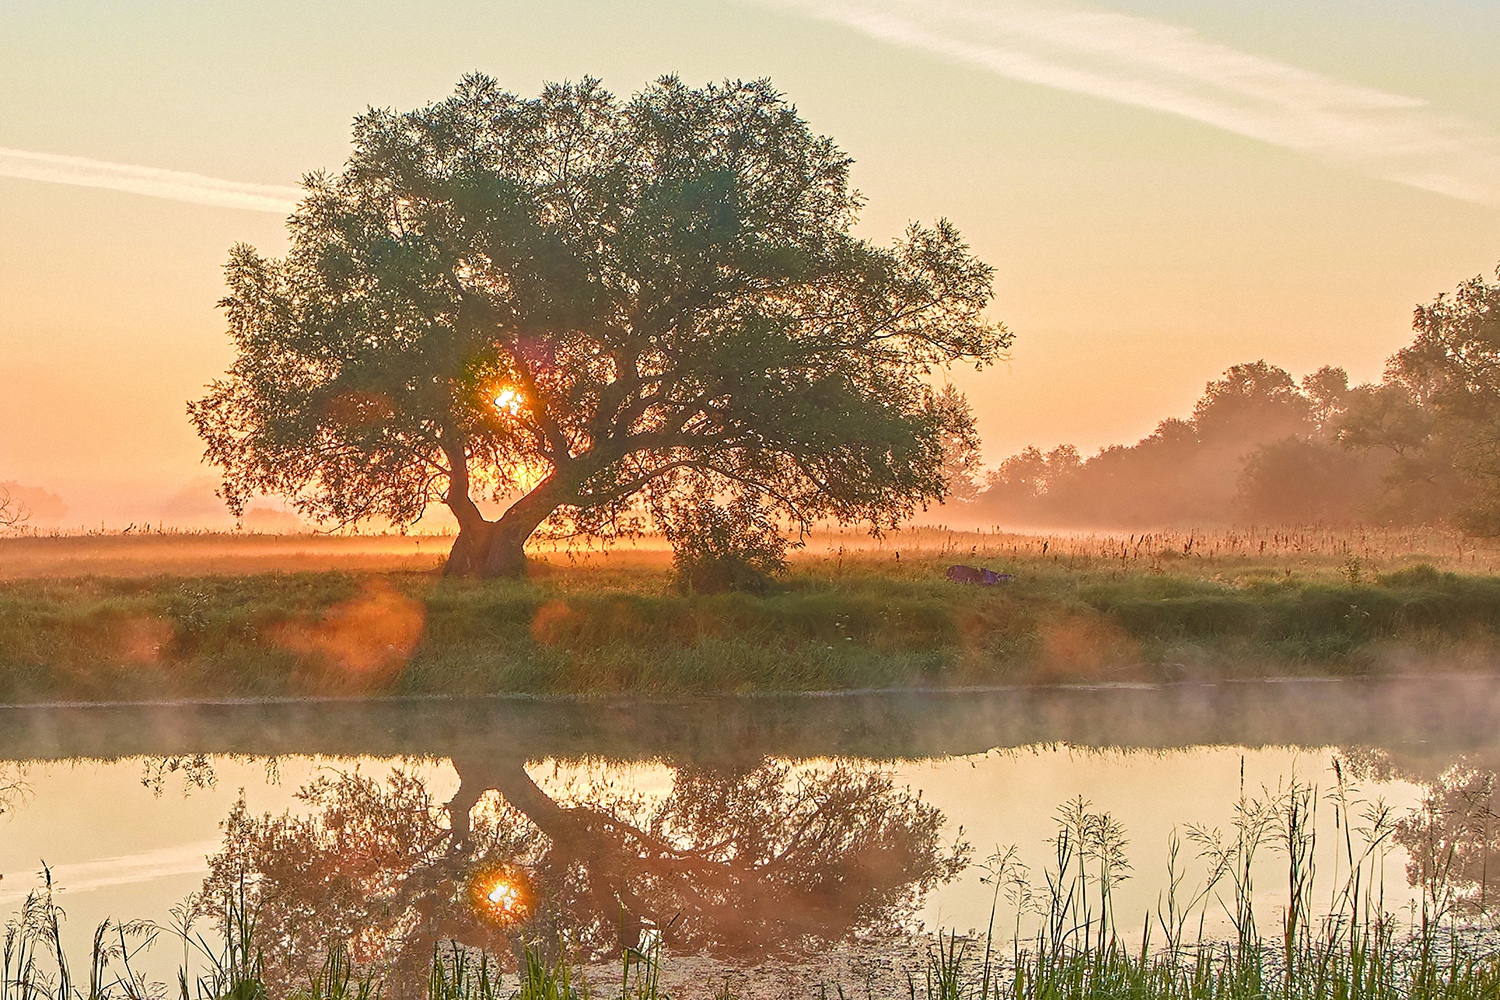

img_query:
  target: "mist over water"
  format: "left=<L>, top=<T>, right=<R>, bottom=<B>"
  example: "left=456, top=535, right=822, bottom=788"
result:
left=2, top=677, right=1498, bottom=988
left=6, top=675, right=1497, bottom=768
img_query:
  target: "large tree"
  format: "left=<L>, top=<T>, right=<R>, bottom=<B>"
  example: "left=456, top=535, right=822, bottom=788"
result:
left=190, top=74, right=1006, bottom=577
left=200, top=757, right=966, bottom=990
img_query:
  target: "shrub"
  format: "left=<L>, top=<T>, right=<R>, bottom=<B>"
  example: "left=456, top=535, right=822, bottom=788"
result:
left=662, top=494, right=788, bottom=595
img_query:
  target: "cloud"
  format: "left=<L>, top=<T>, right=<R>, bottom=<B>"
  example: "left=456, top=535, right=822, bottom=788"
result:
left=766, top=0, right=1500, bottom=207
left=0, top=146, right=300, bottom=213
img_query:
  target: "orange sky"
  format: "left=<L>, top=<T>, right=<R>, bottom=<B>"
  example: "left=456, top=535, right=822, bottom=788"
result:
left=2, top=0, right=1497, bottom=527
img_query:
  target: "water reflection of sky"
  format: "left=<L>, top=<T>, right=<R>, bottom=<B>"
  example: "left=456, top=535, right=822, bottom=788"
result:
left=0, top=678, right=1493, bottom=987
left=0, top=748, right=1431, bottom=977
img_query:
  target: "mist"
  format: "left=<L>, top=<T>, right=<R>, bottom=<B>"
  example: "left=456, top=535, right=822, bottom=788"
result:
left=954, top=360, right=1395, bottom=531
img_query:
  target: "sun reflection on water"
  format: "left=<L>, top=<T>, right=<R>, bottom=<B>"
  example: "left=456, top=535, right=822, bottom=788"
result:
left=467, top=864, right=532, bottom=927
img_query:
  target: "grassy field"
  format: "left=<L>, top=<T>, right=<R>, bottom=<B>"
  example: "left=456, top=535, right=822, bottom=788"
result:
left=2, top=526, right=1500, bottom=703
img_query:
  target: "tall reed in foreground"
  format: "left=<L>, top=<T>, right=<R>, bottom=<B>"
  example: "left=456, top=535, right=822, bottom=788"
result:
left=940, top=768, right=1500, bottom=1000
left=7, top=773, right=1500, bottom=999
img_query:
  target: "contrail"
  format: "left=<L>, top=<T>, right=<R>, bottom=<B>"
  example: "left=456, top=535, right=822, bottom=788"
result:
left=0, top=147, right=300, bottom=213
left=766, top=0, right=1500, bottom=207
left=0, top=841, right=216, bottom=905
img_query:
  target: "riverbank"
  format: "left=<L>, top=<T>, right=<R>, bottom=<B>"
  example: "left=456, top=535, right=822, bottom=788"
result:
left=2, top=528, right=1499, bottom=702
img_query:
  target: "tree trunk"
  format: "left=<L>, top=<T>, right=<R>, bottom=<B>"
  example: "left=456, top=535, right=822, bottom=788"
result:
left=442, top=476, right=565, bottom=579
left=442, top=520, right=496, bottom=578
left=451, top=754, right=648, bottom=951
left=479, top=520, right=531, bottom=577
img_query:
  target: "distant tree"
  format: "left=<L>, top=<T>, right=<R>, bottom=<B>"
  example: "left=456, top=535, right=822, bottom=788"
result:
left=1334, top=381, right=1460, bottom=523
left=0, top=484, right=28, bottom=532
left=1071, top=417, right=1213, bottom=525
left=1232, top=365, right=1387, bottom=525
left=1337, top=382, right=1434, bottom=456
left=1236, top=436, right=1377, bottom=524
left=1300, top=365, right=1351, bottom=431
left=977, top=361, right=1349, bottom=528
left=1192, top=360, right=1311, bottom=444
left=984, top=446, right=1047, bottom=500
left=1337, top=265, right=1500, bottom=529
left=0, top=482, right=64, bottom=527
left=934, top=385, right=984, bottom=503
left=978, top=269, right=1500, bottom=531
left=189, top=75, right=1007, bottom=578
left=983, top=444, right=1079, bottom=501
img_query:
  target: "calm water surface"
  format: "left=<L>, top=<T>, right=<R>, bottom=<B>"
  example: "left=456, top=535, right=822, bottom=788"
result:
left=1, top=678, right=1496, bottom=986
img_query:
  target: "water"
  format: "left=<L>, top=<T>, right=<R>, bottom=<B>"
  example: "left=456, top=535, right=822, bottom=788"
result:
left=1, top=677, right=1497, bottom=989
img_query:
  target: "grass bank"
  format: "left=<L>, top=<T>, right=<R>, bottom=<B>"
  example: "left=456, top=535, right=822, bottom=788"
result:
left=3, top=527, right=1500, bottom=702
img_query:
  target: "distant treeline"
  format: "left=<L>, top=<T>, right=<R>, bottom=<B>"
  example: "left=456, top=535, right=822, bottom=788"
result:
left=968, top=265, right=1500, bottom=531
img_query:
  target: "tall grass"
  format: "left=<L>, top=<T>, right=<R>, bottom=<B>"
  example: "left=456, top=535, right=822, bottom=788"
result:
left=8, top=775, right=1500, bottom=1000
left=945, top=771, right=1500, bottom=1000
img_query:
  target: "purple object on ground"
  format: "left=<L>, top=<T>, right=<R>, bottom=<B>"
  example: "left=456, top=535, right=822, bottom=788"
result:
left=945, top=565, right=1014, bottom=586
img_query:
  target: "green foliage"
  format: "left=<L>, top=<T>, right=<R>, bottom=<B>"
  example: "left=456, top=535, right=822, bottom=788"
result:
left=290, top=945, right=380, bottom=1000
left=1376, top=563, right=1450, bottom=587
left=1335, top=264, right=1500, bottom=531
left=189, top=74, right=1006, bottom=575
left=514, top=942, right=584, bottom=1000
left=7, top=544, right=1500, bottom=700
left=428, top=945, right=506, bottom=1000
left=1081, top=572, right=1500, bottom=662
left=660, top=489, right=788, bottom=594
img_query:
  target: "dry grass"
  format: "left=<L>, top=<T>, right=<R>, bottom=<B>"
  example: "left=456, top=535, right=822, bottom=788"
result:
left=4, top=523, right=1492, bottom=583
left=0, top=531, right=450, bottom=579
left=795, top=523, right=1500, bottom=580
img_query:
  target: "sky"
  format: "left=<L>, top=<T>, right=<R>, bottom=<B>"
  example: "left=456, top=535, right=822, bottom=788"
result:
left=2, top=0, right=1498, bottom=528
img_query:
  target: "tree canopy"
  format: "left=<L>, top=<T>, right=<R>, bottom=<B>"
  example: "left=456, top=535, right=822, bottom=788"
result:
left=1337, top=265, right=1500, bottom=529
left=190, top=74, right=1006, bottom=576
left=202, top=756, right=965, bottom=989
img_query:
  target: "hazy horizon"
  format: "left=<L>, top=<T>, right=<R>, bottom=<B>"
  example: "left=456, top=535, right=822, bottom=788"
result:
left=3, top=0, right=1498, bottom=528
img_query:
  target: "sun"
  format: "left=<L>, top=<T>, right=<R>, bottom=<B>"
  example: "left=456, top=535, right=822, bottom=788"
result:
left=492, top=387, right=524, bottom=415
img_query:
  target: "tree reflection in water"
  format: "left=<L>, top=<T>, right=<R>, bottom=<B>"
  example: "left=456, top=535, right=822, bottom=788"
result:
left=0, top=763, right=28, bottom=816
left=1395, top=762, right=1500, bottom=922
left=1337, top=747, right=1500, bottom=926
left=198, top=754, right=968, bottom=993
